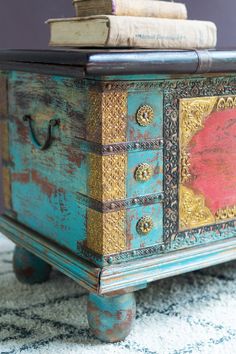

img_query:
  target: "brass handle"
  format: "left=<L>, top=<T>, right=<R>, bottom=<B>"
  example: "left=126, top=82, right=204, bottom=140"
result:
left=23, top=115, right=60, bottom=151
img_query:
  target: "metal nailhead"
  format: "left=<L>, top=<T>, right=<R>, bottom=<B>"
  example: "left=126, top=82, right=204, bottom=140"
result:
left=107, top=256, right=113, bottom=264
left=110, top=203, right=116, bottom=209
left=133, top=198, right=139, bottom=204
left=108, top=146, right=114, bottom=152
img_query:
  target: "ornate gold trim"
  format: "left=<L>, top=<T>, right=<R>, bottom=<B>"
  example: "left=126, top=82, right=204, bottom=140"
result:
left=180, top=150, right=191, bottom=184
left=179, top=185, right=215, bottom=231
left=179, top=97, right=217, bottom=185
left=88, top=153, right=127, bottom=202
left=216, top=96, right=236, bottom=111
left=134, top=163, right=153, bottom=182
left=87, top=209, right=126, bottom=255
left=180, top=97, right=217, bottom=148
left=136, top=105, right=154, bottom=126
left=136, top=216, right=154, bottom=235
left=215, top=206, right=236, bottom=220
left=87, top=90, right=127, bottom=144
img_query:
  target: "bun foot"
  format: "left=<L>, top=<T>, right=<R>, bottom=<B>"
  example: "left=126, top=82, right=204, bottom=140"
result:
left=13, top=246, right=52, bottom=285
left=87, top=292, right=136, bottom=343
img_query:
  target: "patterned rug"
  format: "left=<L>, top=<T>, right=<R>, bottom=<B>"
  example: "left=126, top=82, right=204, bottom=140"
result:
left=1, top=234, right=236, bottom=354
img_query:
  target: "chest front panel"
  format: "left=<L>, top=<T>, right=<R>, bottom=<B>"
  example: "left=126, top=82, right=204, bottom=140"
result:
left=163, top=76, right=236, bottom=252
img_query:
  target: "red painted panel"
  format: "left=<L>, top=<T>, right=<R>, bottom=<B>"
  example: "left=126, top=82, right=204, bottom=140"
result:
left=188, top=108, right=236, bottom=214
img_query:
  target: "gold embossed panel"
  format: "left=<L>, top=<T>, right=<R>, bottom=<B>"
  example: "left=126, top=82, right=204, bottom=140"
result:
left=88, top=153, right=127, bottom=202
left=87, top=209, right=126, bottom=255
left=179, top=95, right=236, bottom=230
left=87, top=90, right=128, bottom=144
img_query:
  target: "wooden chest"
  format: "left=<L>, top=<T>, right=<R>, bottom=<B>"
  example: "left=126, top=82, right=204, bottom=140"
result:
left=1, top=49, right=236, bottom=342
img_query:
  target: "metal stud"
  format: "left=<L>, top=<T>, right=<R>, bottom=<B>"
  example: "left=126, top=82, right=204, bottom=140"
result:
left=136, top=216, right=154, bottom=235
left=134, top=163, right=154, bottom=182
left=136, top=105, right=154, bottom=126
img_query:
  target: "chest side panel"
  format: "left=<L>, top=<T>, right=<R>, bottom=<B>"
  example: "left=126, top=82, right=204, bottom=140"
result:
left=8, top=72, right=88, bottom=252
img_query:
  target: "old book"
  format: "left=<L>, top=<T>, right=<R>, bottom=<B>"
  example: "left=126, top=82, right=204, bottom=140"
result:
left=47, top=16, right=217, bottom=50
left=73, top=0, right=187, bottom=20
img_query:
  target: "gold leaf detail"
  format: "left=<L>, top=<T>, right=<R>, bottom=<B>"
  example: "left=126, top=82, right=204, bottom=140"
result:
left=88, top=153, right=127, bottom=202
left=179, top=185, right=215, bottom=231
left=180, top=97, right=217, bottom=148
left=180, top=149, right=191, bottom=184
left=217, top=96, right=236, bottom=111
left=87, top=90, right=127, bottom=144
left=87, top=209, right=126, bottom=255
left=215, top=206, right=236, bottom=220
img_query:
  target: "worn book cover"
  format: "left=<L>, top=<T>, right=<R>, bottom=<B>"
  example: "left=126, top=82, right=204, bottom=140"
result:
left=47, top=16, right=217, bottom=50
left=73, top=0, right=187, bottom=19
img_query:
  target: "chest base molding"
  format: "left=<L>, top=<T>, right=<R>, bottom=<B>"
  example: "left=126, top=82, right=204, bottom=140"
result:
left=1, top=215, right=236, bottom=295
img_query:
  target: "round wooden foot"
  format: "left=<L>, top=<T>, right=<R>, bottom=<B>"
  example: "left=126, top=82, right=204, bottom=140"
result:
left=13, top=246, right=52, bottom=285
left=87, top=292, right=136, bottom=343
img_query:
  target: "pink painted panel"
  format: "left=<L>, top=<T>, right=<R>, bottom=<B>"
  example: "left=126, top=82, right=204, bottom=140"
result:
left=187, top=108, right=236, bottom=213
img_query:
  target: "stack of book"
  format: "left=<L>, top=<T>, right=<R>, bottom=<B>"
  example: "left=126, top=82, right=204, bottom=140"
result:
left=47, top=0, right=217, bottom=49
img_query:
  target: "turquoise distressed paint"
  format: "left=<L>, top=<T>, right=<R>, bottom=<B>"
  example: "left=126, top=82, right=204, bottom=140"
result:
left=127, top=150, right=163, bottom=198
left=8, top=72, right=89, bottom=253
left=127, top=89, right=163, bottom=141
left=127, top=203, right=163, bottom=250
left=87, top=292, right=136, bottom=343
left=11, top=181, right=87, bottom=252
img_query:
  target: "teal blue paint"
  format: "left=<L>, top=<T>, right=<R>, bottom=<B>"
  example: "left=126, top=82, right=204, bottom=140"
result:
left=127, top=89, right=163, bottom=141
left=87, top=292, right=136, bottom=342
left=127, top=203, right=163, bottom=250
left=0, top=215, right=100, bottom=292
left=127, top=150, right=163, bottom=198
left=12, top=181, right=87, bottom=252
left=8, top=72, right=89, bottom=254
left=3, top=214, right=236, bottom=295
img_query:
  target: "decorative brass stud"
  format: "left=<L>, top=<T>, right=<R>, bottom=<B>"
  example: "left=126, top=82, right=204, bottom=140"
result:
left=134, top=163, right=154, bottom=182
left=136, top=216, right=154, bottom=235
left=136, top=105, right=154, bottom=126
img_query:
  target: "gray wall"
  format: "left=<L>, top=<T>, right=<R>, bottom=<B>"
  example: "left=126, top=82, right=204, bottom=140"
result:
left=0, top=0, right=234, bottom=49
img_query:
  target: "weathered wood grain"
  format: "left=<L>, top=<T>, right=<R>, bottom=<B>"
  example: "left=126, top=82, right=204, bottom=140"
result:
left=0, top=73, right=12, bottom=212
left=8, top=72, right=88, bottom=253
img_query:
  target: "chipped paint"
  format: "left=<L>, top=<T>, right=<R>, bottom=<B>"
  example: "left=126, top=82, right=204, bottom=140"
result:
left=87, top=292, right=136, bottom=342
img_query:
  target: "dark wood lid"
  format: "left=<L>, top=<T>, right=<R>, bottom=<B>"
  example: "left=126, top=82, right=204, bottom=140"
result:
left=0, top=49, right=236, bottom=76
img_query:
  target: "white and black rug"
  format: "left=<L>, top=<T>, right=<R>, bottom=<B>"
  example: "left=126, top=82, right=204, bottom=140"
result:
left=1, top=233, right=236, bottom=354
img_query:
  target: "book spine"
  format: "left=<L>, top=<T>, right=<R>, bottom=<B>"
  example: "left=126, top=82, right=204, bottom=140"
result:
left=106, top=17, right=217, bottom=49
left=73, top=0, right=187, bottom=20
